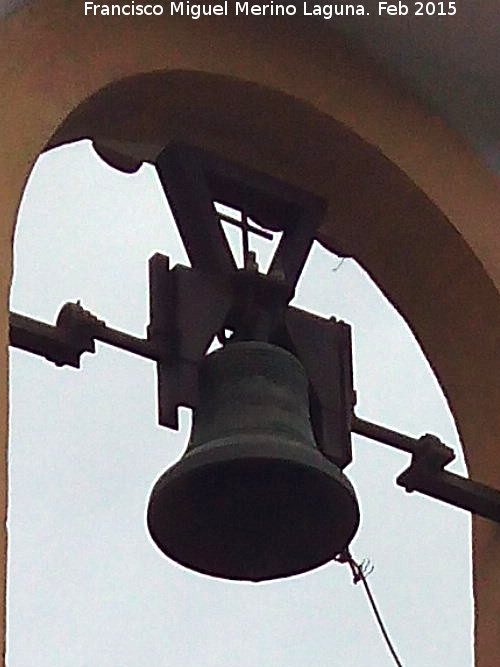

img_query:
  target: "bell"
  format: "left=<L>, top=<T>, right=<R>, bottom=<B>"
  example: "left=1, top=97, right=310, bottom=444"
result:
left=147, top=341, right=359, bottom=582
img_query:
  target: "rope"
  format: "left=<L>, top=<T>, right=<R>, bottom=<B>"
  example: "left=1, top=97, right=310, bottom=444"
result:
left=334, top=551, right=404, bottom=667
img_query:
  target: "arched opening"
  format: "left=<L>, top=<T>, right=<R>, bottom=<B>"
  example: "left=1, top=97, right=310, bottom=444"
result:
left=8, top=137, right=473, bottom=665
left=0, top=26, right=498, bottom=658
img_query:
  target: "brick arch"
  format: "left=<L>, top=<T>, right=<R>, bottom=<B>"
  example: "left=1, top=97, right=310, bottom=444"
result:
left=1, top=3, right=499, bottom=664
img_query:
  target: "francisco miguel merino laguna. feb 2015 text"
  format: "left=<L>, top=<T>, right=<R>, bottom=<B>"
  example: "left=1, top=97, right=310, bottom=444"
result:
left=83, top=2, right=459, bottom=18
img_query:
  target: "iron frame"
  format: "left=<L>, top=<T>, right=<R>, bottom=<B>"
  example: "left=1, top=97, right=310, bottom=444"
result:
left=8, top=143, right=500, bottom=524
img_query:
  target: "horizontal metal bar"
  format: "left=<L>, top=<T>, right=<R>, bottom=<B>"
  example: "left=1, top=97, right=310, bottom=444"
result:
left=351, top=415, right=419, bottom=454
left=398, top=468, right=500, bottom=524
left=9, top=312, right=84, bottom=367
left=353, top=414, right=500, bottom=524
left=217, top=212, right=275, bottom=241
left=9, top=310, right=161, bottom=366
left=93, top=327, right=159, bottom=361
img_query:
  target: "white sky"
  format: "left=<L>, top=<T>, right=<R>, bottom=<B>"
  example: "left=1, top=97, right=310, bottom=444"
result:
left=7, top=140, right=473, bottom=666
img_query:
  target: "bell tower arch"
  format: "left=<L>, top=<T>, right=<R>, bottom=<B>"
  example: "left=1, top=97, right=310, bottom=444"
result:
left=1, top=3, right=500, bottom=664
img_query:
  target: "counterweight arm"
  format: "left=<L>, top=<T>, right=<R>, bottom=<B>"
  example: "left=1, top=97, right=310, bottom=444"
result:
left=352, top=415, right=500, bottom=524
left=8, top=305, right=500, bottom=525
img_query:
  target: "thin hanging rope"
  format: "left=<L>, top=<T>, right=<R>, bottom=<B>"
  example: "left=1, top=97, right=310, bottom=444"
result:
left=334, top=551, right=404, bottom=667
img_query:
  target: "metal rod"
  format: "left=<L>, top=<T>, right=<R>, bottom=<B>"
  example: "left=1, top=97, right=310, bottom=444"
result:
left=399, top=468, right=500, bottom=524
left=351, top=415, right=418, bottom=454
left=93, top=327, right=159, bottom=361
left=10, top=311, right=161, bottom=366
left=354, top=414, right=500, bottom=523
left=9, top=312, right=81, bottom=367
left=217, top=212, right=274, bottom=241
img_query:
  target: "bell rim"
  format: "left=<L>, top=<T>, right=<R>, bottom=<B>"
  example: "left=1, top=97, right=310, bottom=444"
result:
left=147, top=435, right=360, bottom=582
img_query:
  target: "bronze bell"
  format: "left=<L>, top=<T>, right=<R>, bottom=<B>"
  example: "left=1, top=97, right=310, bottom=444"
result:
left=147, top=341, right=359, bottom=582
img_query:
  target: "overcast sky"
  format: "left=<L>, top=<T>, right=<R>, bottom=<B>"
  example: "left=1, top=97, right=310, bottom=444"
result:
left=7, top=140, right=473, bottom=666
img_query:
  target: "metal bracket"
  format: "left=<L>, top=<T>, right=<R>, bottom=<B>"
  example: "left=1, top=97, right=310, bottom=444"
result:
left=352, top=416, right=500, bottom=524
left=9, top=144, right=355, bottom=466
left=9, top=250, right=355, bottom=470
left=155, top=142, right=326, bottom=302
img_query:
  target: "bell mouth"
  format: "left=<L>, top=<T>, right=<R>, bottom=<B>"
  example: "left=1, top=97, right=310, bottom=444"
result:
left=147, top=438, right=359, bottom=582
